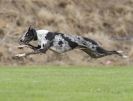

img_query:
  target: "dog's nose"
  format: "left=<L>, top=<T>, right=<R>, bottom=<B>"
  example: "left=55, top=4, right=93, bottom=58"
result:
left=19, top=39, right=23, bottom=43
left=19, top=39, right=23, bottom=44
left=20, top=39, right=22, bottom=42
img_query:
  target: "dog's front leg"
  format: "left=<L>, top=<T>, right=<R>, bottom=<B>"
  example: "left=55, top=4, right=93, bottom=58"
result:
left=16, top=42, right=51, bottom=57
left=26, top=44, right=41, bottom=50
left=25, top=48, right=47, bottom=57
left=15, top=49, right=45, bottom=57
left=25, top=50, right=41, bottom=57
left=18, top=44, right=40, bottom=50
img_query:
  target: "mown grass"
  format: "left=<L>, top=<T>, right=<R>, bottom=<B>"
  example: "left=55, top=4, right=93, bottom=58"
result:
left=0, top=65, right=133, bottom=101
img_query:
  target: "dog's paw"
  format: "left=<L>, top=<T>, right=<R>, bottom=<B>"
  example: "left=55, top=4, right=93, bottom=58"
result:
left=117, top=50, right=128, bottom=59
left=122, top=55, right=128, bottom=59
left=15, top=53, right=26, bottom=57
left=117, top=50, right=124, bottom=54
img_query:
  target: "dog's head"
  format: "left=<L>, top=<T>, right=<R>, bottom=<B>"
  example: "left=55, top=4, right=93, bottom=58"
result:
left=19, top=26, right=37, bottom=45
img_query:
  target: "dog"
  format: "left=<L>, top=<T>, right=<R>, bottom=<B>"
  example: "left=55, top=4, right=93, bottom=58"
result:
left=16, top=26, right=127, bottom=58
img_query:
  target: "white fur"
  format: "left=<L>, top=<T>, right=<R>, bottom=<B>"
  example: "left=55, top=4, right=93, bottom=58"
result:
left=36, top=30, right=49, bottom=49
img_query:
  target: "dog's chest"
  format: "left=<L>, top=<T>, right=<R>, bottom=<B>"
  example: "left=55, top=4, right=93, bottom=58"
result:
left=50, top=35, right=72, bottom=53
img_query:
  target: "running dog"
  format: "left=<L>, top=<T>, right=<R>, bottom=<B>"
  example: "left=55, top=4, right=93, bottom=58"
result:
left=16, top=26, right=127, bottom=58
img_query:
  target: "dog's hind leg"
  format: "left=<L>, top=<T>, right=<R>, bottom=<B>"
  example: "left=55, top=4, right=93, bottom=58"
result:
left=80, top=47, right=101, bottom=58
left=80, top=46, right=127, bottom=58
left=96, top=47, right=128, bottom=58
left=79, top=37, right=128, bottom=58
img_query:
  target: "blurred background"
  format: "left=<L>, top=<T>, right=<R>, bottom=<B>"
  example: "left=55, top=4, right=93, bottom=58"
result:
left=0, top=0, right=133, bottom=66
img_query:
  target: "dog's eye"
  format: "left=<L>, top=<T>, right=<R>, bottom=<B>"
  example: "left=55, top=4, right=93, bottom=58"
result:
left=26, top=33, right=30, bottom=36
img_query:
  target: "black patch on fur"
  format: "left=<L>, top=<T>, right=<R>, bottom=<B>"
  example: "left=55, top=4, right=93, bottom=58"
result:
left=96, top=47, right=108, bottom=54
left=83, top=37, right=98, bottom=45
left=60, top=34, right=78, bottom=49
left=58, top=41, right=63, bottom=47
left=78, top=37, right=80, bottom=39
left=32, top=29, right=38, bottom=40
left=82, top=42, right=86, bottom=45
left=43, top=44, right=45, bottom=48
left=45, top=32, right=55, bottom=41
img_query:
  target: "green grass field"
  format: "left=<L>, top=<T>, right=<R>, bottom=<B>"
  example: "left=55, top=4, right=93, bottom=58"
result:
left=0, top=66, right=133, bottom=101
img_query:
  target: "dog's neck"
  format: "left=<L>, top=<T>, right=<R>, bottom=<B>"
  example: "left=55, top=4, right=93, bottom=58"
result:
left=36, top=30, right=49, bottom=40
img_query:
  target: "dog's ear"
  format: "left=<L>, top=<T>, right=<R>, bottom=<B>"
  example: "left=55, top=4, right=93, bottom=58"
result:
left=28, top=25, right=32, bottom=31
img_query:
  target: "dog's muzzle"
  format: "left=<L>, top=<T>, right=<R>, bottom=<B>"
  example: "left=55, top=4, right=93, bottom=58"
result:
left=19, top=39, right=23, bottom=45
left=19, top=39, right=27, bottom=45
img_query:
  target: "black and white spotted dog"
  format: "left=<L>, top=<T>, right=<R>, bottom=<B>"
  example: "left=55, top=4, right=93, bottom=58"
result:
left=16, top=26, right=127, bottom=58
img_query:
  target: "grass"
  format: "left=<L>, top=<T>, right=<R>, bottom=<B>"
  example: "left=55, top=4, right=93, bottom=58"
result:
left=0, top=65, right=133, bottom=101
